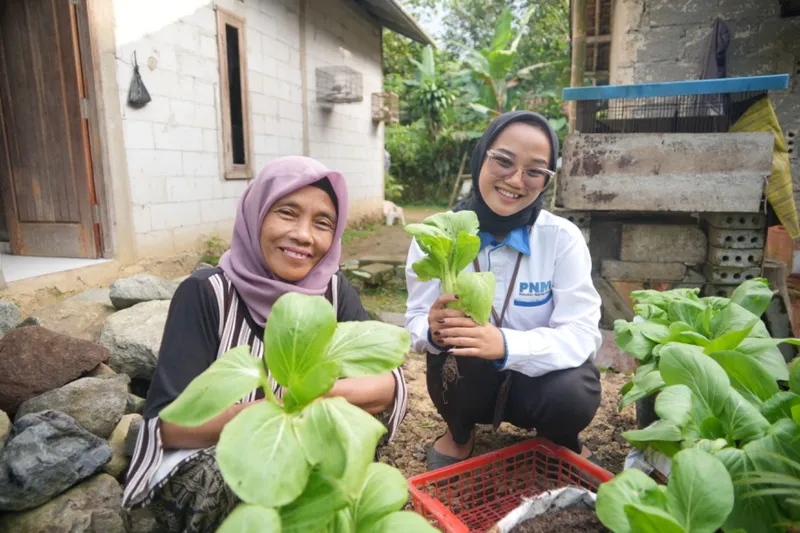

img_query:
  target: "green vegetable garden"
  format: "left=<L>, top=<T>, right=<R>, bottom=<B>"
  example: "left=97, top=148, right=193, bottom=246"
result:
left=163, top=211, right=800, bottom=532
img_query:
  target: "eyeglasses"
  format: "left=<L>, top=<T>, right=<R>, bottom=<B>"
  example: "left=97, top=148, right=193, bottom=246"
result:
left=486, top=149, right=555, bottom=190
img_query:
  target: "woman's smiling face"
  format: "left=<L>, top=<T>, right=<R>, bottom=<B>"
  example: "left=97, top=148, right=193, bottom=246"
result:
left=477, top=122, right=552, bottom=218
left=259, top=185, right=337, bottom=282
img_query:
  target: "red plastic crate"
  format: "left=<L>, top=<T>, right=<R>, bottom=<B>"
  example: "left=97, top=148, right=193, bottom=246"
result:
left=408, top=439, right=614, bottom=532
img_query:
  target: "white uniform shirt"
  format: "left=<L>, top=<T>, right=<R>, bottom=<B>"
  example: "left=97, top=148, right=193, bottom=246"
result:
left=404, top=210, right=602, bottom=377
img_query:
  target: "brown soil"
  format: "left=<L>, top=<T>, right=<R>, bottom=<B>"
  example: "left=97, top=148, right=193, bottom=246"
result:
left=510, top=508, right=610, bottom=533
left=341, top=207, right=438, bottom=260
left=377, top=353, right=635, bottom=478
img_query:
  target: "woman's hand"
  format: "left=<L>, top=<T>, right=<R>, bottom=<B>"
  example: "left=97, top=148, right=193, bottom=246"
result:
left=437, top=321, right=506, bottom=360
left=428, top=294, right=471, bottom=341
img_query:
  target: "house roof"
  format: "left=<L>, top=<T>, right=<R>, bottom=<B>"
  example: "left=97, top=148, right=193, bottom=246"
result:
left=354, top=0, right=436, bottom=46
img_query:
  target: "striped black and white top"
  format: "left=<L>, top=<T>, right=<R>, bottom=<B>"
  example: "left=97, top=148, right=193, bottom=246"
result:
left=122, top=268, right=408, bottom=508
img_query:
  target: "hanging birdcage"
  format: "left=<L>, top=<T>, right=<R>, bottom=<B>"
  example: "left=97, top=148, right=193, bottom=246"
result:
left=315, top=66, right=363, bottom=104
left=371, top=92, right=399, bottom=123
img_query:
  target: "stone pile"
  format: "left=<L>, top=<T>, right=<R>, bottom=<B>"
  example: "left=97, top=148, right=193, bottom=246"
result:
left=0, top=271, right=179, bottom=533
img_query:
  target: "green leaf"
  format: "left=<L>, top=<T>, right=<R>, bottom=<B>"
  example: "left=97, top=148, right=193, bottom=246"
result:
left=668, top=300, right=707, bottom=330
left=655, top=385, right=693, bottom=426
left=730, top=278, right=773, bottom=317
left=489, top=7, right=513, bottom=50
left=421, top=210, right=479, bottom=239
left=217, top=401, right=310, bottom=507
left=709, top=302, right=760, bottom=340
left=621, top=369, right=666, bottom=409
left=352, top=463, right=408, bottom=529
left=793, top=404, right=800, bottom=426
left=614, top=320, right=659, bottom=361
left=694, top=438, right=729, bottom=454
left=659, top=343, right=729, bottom=415
left=264, top=293, right=337, bottom=388
left=160, top=346, right=267, bottom=427
left=720, top=388, right=771, bottom=442
left=761, top=391, right=800, bottom=423
left=596, top=468, right=662, bottom=533
left=623, top=420, right=684, bottom=455
left=698, top=416, right=725, bottom=440
left=790, top=357, right=800, bottom=394
left=324, top=322, right=409, bottom=378
left=624, top=504, right=686, bottom=533
left=735, top=338, right=792, bottom=381
left=635, top=304, right=669, bottom=323
left=666, top=448, right=734, bottom=533
left=716, top=448, right=789, bottom=533
left=361, top=511, right=438, bottom=533
left=279, top=469, right=349, bottom=533
left=703, top=318, right=758, bottom=353
left=295, top=398, right=386, bottom=496
left=328, top=508, right=354, bottom=533
left=217, top=504, right=281, bottom=533
left=454, top=271, right=496, bottom=325
left=410, top=255, right=442, bottom=282
left=706, top=350, right=779, bottom=405
left=450, top=232, right=480, bottom=274
left=285, top=360, right=341, bottom=408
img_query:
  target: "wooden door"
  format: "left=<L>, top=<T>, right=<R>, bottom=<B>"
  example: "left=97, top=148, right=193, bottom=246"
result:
left=0, top=0, right=101, bottom=258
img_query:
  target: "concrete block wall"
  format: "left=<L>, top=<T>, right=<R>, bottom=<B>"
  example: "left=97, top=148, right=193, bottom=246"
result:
left=608, top=0, right=800, bottom=209
left=305, top=0, right=385, bottom=220
left=113, top=0, right=384, bottom=257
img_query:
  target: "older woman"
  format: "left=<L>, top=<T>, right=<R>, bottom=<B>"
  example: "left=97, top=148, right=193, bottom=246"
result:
left=123, top=156, right=407, bottom=533
left=405, top=111, right=602, bottom=470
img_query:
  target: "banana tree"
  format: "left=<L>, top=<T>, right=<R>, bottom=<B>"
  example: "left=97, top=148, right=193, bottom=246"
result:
left=461, top=6, right=557, bottom=116
left=404, top=45, right=456, bottom=135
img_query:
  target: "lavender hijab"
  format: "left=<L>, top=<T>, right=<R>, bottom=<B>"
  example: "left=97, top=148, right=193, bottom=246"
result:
left=219, top=156, right=349, bottom=327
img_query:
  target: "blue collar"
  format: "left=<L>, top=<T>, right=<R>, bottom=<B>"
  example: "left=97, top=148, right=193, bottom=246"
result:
left=478, top=226, right=531, bottom=256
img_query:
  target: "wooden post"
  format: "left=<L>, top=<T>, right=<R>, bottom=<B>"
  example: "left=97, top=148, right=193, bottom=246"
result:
left=569, top=0, right=587, bottom=134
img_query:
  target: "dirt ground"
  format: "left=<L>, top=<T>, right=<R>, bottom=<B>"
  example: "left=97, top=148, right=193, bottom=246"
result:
left=344, top=209, right=637, bottom=477
left=341, top=206, right=439, bottom=260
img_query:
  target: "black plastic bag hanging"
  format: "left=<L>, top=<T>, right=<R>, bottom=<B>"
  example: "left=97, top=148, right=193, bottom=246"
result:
left=127, top=52, right=151, bottom=109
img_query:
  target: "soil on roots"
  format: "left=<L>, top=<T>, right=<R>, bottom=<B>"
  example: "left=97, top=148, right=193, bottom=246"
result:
left=509, top=507, right=610, bottom=533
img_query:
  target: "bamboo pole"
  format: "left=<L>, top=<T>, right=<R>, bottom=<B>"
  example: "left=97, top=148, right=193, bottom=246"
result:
left=569, top=0, right=587, bottom=133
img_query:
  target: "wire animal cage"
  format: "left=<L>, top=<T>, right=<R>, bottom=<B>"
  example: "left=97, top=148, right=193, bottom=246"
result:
left=371, top=92, right=399, bottom=123
left=315, top=66, right=363, bottom=104
left=563, top=74, right=790, bottom=134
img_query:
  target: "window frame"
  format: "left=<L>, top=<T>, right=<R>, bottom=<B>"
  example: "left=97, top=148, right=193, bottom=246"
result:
left=215, top=7, right=252, bottom=180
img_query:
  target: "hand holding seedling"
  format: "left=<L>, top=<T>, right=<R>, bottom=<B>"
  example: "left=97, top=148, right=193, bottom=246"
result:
left=437, top=319, right=506, bottom=360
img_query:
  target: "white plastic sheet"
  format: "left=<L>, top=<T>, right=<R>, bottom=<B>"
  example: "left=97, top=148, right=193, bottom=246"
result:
left=489, top=486, right=597, bottom=533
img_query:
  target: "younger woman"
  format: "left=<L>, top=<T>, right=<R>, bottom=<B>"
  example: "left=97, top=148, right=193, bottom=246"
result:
left=123, top=156, right=407, bottom=533
left=405, top=112, right=602, bottom=470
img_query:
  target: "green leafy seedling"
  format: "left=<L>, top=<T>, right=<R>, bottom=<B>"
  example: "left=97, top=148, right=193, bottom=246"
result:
left=405, top=210, right=496, bottom=324
left=160, top=292, right=437, bottom=533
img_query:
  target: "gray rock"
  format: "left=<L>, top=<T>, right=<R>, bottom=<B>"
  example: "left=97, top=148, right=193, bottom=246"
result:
left=362, top=263, right=395, bottom=286
left=0, top=411, right=112, bottom=511
left=67, top=287, right=113, bottom=306
left=130, top=506, right=160, bottom=533
left=34, top=300, right=116, bottom=342
left=0, top=474, right=126, bottom=533
left=99, top=300, right=170, bottom=380
left=126, top=393, right=145, bottom=414
left=16, top=376, right=130, bottom=439
left=124, top=415, right=144, bottom=458
left=109, top=274, right=177, bottom=310
left=0, top=410, right=9, bottom=449
left=104, top=414, right=138, bottom=480
left=87, top=362, right=116, bottom=377
left=194, top=261, right=215, bottom=272
left=0, top=302, right=20, bottom=337
left=14, top=316, right=41, bottom=329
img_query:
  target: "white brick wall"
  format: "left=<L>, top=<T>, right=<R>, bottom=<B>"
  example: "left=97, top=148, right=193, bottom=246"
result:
left=114, top=0, right=384, bottom=257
